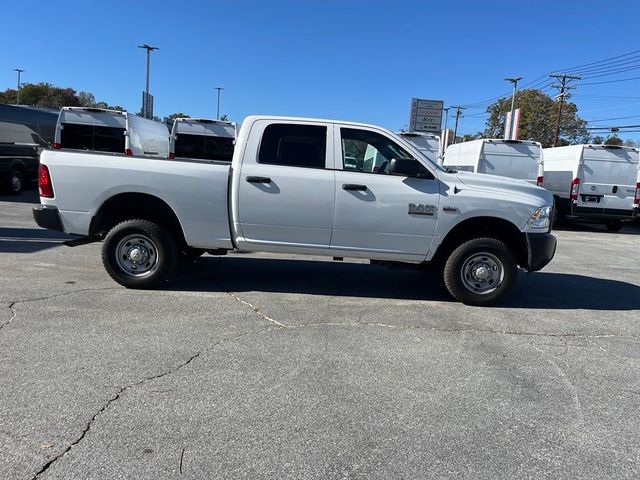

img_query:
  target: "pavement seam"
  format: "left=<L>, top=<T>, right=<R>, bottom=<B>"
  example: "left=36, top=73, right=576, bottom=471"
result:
left=29, top=327, right=274, bottom=480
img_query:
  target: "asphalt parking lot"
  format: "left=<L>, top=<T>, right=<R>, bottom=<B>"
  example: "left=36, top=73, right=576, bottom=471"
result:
left=1, top=190, right=639, bottom=479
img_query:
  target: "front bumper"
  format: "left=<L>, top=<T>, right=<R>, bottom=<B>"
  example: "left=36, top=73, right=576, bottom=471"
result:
left=525, top=232, right=557, bottom=272
left=32, top=205, right=64, bottom=232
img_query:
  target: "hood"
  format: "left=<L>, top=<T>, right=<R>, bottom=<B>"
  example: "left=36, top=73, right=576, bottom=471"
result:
left=453, top=171, right=554, bottom=207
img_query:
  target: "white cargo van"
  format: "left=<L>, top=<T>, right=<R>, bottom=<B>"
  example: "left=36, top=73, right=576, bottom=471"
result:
left=443, top=139, right=544, bottom=186
left=53, top=107, right=169, bottom=158
left=543, top=144, right=640, bottom=230
left=397, top=132, right=441, bottom=165
left=169, top=118, right=236, bottom=162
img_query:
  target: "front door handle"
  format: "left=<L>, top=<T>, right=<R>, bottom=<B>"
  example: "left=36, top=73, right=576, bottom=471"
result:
left=342, top=183, right=368, bottom=191
left=246, top=176, right=272, bottom=184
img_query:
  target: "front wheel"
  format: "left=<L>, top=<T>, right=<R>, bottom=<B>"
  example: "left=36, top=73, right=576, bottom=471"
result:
left=102, top=219, right=177, bottom=289
left=443, top=237, right=518, bottom=306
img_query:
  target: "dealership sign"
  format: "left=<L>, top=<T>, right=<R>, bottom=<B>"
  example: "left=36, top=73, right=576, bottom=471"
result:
left=409, top=98, right=444, bottom=133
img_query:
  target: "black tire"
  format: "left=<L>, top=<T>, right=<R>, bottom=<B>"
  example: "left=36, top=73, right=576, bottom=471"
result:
left=101, top=219, right=177, bottom=289
left=605, top=221, right=623, bottom=232
left=443, top=237, right=518, bottom=306
left=7, top=170, right=24, bottom=195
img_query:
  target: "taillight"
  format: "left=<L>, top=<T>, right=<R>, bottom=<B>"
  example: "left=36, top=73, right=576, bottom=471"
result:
left=53, top=143, right=61, bottom=149
left=125, top=148, right=133, bottom=156
left=570, top=178, right=580, bottom=202
left=39, top=164, right=54, bottom=198
left=536, top=176, right=544, bottom=187
left=634, top=182, right=640, bottom=208
left=168, top=152, right=175, bottom=160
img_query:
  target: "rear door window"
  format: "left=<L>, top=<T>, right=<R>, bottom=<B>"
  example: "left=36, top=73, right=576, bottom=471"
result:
left=61, top=123, right=125, bottom=153
left=175, top=134, right=235, bottom=161
left=258, top=124, right=327, bottom=169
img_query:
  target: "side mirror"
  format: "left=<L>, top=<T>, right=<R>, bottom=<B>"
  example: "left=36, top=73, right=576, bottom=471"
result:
left=389, top=158, right=433, bottom=179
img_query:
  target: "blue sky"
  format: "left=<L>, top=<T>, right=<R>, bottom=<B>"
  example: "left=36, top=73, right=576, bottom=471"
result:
left=3, top=0, right=640, bottom=140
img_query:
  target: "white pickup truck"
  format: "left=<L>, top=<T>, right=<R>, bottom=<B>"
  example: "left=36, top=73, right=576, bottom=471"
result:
left=33, top=116, right=556, bottom=305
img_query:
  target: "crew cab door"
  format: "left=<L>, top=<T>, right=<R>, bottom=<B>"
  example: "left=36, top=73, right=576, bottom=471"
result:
left=331, top=125, right=439, bottom=261
left=236, top=120, right=335, bottom=248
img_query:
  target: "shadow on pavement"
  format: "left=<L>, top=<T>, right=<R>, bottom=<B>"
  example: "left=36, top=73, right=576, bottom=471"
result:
left=0, top=227, right=72, bottom=253
left=170, top=256, right=640, bottom=311
left=0, top=189, right=39, bottom=204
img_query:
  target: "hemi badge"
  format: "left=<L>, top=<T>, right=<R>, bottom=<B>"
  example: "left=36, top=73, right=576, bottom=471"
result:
left=443, top=206, right=459, bottom=214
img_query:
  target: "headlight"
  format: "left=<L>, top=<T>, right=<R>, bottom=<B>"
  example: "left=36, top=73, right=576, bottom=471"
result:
left=527, top=205, right=552, bottom=229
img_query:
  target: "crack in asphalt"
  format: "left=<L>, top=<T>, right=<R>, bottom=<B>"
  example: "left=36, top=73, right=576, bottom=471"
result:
left=0, top=302, right=17, bottom=331
left=9, top=285, right=639, bottom=478
left=30, top=327, right=274, bottom=480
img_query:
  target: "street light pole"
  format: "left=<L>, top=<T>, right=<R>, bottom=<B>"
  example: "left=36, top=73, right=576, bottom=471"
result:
left=14, top=69, right=24, bottom=105
left=215, top=87, right=224, bottom=120
left=137, top=44, right=159, bottom=118
left=504, top=76, right=522, bottom=139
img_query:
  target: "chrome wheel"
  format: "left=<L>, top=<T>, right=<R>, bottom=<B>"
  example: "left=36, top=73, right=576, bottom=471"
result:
left=460, top=251, right=504, bottom=295
left=115, top=234, right=159, bottom=277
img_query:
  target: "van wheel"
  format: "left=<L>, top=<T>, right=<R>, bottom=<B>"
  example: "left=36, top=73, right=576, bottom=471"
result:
left=102, top=219, right=177, bottom=289
left=443, top=238, right=517, bottom=306
left=8, top=170, right=23, bottom=195
left=605, top=221, right=623, bottom=232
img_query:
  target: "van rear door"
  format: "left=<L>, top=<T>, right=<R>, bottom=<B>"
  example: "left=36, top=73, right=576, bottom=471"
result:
left=580, top=146, right=639, bottom=216
left=479, top=141, right=541, bottom=183
left=58, top=109, right=126, bottom=153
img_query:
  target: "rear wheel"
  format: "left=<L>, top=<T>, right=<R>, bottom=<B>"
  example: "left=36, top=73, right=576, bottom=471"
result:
left=605, top=221, right=623, bottom=232
left=102, top=219, right=177, bottom=289
left=443, top=237, right=517, bottom=306
left=7, top=170, right=23, bottom=195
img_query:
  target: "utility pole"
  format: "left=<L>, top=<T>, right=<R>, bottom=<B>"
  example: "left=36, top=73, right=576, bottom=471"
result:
left=14, top=68, right=24, bottom=105
left=451, top=105, right=466, bottom=144
left=214, top=87, right=224, bottom=120
left=504, top=76, right=522, bottom=139
left=138, top=44, right=159, bottom=118
left=549, top=73, right=581, bottom=147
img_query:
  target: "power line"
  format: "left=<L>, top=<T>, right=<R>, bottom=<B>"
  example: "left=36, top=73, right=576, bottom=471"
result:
left=580, top=74, right=640, bottom=86
left=587, top=114, right=640, bottom=123
left=450, top=106, right=467, bottom=144
left=559, top=48, right=640, bottom=73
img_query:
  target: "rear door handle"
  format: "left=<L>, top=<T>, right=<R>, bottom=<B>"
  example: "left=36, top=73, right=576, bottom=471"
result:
left=246, top=176, right=272, bottom=184
left=342, top=184, right=367, bottom=191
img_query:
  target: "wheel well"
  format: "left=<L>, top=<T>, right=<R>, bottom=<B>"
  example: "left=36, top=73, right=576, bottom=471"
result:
left=432, top=217, right=528, bottom=268
left=9, top=160, right=26, bottom=172
left=90, top=193, right=187, bottom=247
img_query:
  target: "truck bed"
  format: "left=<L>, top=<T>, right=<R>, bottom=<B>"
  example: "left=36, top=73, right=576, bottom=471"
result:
left=40, top=149, right=233, bottom=249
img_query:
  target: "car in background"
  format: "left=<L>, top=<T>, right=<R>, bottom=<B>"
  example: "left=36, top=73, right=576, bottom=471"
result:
left=443, top=138, right=544, bottom=186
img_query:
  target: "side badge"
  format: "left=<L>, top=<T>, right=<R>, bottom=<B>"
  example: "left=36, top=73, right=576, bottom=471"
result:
left=443, top=206, right=459, bottom=214
left=408, top=203, right=436, bottom=216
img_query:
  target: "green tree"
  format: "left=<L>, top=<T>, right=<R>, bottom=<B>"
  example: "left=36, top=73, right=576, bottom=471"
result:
left=604, top=135, right=623, bottom=146
left=623, top=139, right=637, bottom=147
left=591, top=135, right=605, bottom=144
left=483, top=89, right=589, bottom=147
left=219, top=114, right=229, bottom=121
left=0, top=82, right=80, bottom=107
left=167, top=112, right=191, bottom=120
